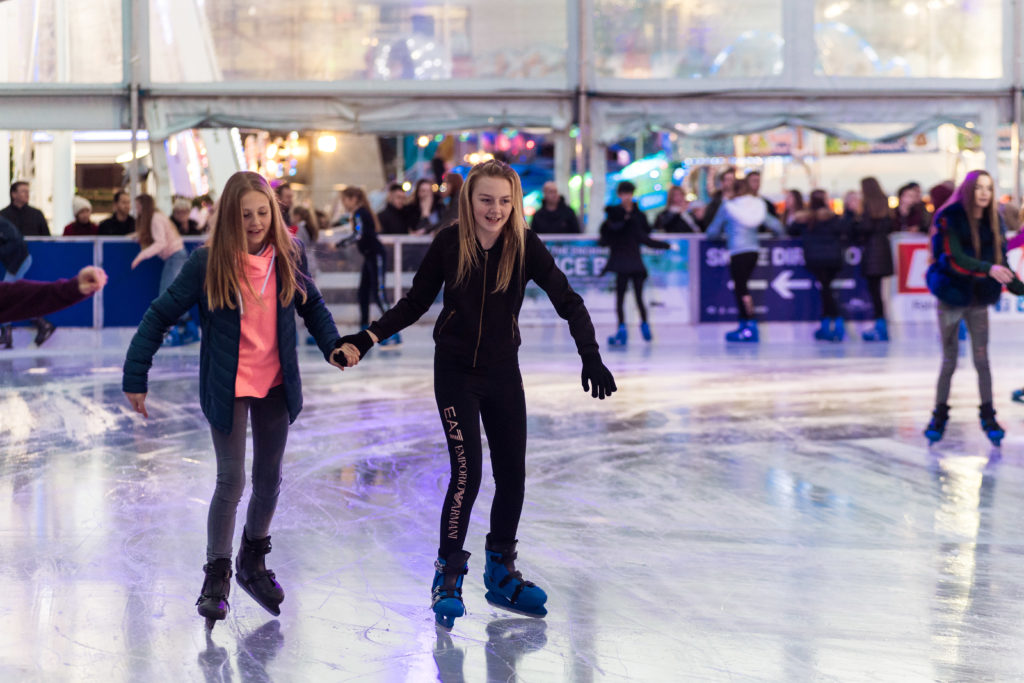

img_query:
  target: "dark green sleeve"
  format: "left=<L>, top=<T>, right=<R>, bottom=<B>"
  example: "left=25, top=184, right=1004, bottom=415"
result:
left=945, top=227, right=991, bottom=276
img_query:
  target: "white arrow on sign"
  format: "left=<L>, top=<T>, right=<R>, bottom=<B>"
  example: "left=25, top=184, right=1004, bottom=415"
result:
left=771, top=270, right=812, bottom=299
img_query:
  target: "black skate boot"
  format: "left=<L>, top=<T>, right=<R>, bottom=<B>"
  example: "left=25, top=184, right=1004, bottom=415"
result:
left=235, top=528, right=284, bottom=616
left=980, top=402, right=1005, bottom=447
left=924, top=404, right=949, bottom=445
left=196, top=558, right=232, bottom=631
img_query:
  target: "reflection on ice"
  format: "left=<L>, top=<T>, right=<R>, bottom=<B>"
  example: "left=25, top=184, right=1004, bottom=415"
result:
left=5, top=322, right=1024, bottom=679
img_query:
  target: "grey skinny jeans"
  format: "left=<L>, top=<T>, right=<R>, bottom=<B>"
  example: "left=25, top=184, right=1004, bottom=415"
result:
left=206, top=385, right=289, bottom=561
left=934, top=301, right=992, bottom=406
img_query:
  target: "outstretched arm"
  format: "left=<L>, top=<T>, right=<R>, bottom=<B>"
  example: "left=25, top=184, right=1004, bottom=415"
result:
left=0, top=266, right=107, bottom=324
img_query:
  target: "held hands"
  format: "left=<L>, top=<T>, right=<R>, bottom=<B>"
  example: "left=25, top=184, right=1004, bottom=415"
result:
left=989, top=264, right=1014, bottom=284
left=77, top=266, right=108, bottom=295
left=581, top=352, right=617, bottom=400
left=124, top=392, right=148, bottom=418
left=330, top=330, right=376, bottom=368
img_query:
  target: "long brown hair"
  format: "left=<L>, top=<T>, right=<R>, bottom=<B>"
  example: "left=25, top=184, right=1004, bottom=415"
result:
left=291, top=205, right=319, bottom=242
left=947, top=170, right=1003, bottom=265
left=455, top=160, right=527, bottom=293
left=205, top=171, right=306, bottom=311
left=340, top=186, right=383, bottom=236
left=860, top=177, right=891, bottom=221
left=135, top=194, right=157, bottom=248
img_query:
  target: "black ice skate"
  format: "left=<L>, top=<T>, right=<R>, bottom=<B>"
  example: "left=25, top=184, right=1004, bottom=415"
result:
left=235, top=528, right=285, bottom=616
left=196, top=558, right=232, bottom=631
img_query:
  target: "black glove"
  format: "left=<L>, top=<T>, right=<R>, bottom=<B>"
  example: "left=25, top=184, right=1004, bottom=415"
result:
left=581, top=351, right=616, bottom=400
left=331, top=330, right=374, bottom=367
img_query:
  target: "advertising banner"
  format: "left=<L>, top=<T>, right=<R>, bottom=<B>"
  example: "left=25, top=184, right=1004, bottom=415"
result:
left=521, top=237, right=691, bottom=325
left=699, top=240, right=872, bottom=322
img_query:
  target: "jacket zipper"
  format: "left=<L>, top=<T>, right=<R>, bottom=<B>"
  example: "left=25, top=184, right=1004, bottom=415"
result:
left=472, top=252, right=489, bottom=367
left=437, top=309, right=455, bottom=335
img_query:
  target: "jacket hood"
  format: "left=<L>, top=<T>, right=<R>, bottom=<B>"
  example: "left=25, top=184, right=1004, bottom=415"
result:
left=724, top=195, right=767, bottom=228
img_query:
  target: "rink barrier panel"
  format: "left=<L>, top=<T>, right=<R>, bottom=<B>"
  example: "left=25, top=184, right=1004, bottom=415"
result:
left=24, top=233, right=981, bottom=328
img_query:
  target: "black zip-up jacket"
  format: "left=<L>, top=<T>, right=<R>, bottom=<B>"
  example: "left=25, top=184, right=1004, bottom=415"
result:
left=367, top=225, right=598, bottom=368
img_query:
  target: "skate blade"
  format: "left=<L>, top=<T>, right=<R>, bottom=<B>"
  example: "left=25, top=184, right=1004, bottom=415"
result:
left=434, top=613, right=457, bottom=630
left=234, top=578, right=282, bottom=617
left=484, top=593, right=547, bottom=618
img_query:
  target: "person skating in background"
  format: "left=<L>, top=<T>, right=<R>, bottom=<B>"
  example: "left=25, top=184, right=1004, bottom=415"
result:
left=698, top=167, right=736, bottom=231
left=653, top=186, right=700, bottom=233
left=922, top=170, right=1024, bottom=446
left=1006, top=204, right=1024, bottom=405
left=788, top=189, right=850, bottom=342
left=131, top=194, right=199, bottom=346
left=98, top=190, right=136, bottom=236
left=291, top=205, right=322, bottom=346
left=599, top=181, right=671, bottom=345
left=337, top=186, right=400, bottom=346
left=122, top=171, right=349, bottom=631
left=531, top=181, right=581, bottom=234
left=62, top=196, right=98, bottom=236
left=332, top=159, right=616, bottom=630
left=705, top=176, right=783, bottom=342
left=854, top=177, right=896, bottom=341
left=0, top=215, right=56, bottom=348
left=0, top=265, right=107, bottom=324
left=745, top=171, right=780, bottom=234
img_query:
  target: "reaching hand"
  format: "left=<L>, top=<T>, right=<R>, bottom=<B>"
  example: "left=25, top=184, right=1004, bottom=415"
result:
left=125, top=392, right=149, bottom=418
left=989, top=264, right=1014, bottom=284
left=330, top=331, right=374, bottom=367
left=581, top=352, right=617, bottom=400
left=77, top=266, right=108, bottom=295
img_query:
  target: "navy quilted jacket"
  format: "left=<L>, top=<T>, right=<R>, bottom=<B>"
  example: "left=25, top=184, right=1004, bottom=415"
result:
left=122, top=242, right=340, bottom=433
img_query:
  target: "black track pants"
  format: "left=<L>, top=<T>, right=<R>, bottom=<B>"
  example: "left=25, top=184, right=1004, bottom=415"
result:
left=433, top=356, right=527, bottom=559
left=615, top=272, right=648, bottom=325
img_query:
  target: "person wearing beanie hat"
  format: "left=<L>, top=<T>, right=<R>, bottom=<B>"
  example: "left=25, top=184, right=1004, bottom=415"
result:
left=171, top=197, right=202, bottom=235
left=63, top=196, right=97, bottom=236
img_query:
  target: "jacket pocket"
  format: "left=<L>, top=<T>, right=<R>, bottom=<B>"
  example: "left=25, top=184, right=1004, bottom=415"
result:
left=434, top=309, right=456, bottom=341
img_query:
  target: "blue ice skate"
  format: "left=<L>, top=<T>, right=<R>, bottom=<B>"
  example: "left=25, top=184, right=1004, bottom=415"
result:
left=640, top=321, right=652, bottom=342
left=725, top=320, right=758, bottom=343
left=483, top=538, right=547, bottom=618
left=1012, top=388, right=1024, bottom=404
left=980, top=403, right=1004, bottom=447
left=608, top=324, right=627, bottom=346
left=378, top=332, right=402, bottom=347
left=813, top=318, right=832, bottom=341
left=829, top=317, right=846, bottom=342
left=432, top=551, right=470, bottom=630
left=862, top=319, right=889, bottom=342
left=924, top=404, right=949, bottom=444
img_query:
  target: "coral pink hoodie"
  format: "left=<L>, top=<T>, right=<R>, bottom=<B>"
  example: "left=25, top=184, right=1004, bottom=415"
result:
left=235, top=245, right=283, bottom=398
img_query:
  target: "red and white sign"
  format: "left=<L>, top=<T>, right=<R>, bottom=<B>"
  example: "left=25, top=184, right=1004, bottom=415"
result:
left=897, top=242, right=930, bottom=294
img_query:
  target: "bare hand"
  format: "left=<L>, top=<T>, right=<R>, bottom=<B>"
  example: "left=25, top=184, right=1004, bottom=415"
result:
left=989, top=264, right=1014, bottom=284
left=130, top=256, right=142, bottom=270
left=125, top=392, right=149, bottom=418
left=329, top=344, right=361, bottom=370
left=77, top=266, right=108, bottom=294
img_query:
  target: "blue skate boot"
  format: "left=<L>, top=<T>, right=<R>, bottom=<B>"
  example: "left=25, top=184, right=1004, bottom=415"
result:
left=483, top=537, right=547, bottom=618
left=181, top=319, right=200, bottom=345
left=378, top=332, right=402, bottom=347
left=640, top=321, right=652, bottom=342
left=432, top=550, right=471, bottom=630
left=862, top=319, right=889, bottom=342
left=980, top=403, right=1004, bottom=447
left=607, top=324, right=627, bottom=346
left=1012, top=388, right=1024, bottom=404
left=924, top=403, right=949, bottom=444
left=163, top=326, right=184, bottom=347
left=829, top=317, right=846, bottom=342
left=814, top=318, right=832, bottom=341
left=725, top=320, right=758, bottom=343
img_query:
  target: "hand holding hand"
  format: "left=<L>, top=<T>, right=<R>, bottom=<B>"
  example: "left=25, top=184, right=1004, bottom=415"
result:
left=77, top=266, right=108, bottom=295
left=581, top=352, right=616, bottom=400
left=989, top=264, right=1014, bottom=284
left=330, top=330, right=375, bottom=367
left=125, top=392, right=149, bottom=418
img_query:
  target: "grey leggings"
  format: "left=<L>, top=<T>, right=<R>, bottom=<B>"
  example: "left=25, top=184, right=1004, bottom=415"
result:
left=934, top=301, right=992, bottom=406
left=206, top=385, right=289, bottom=561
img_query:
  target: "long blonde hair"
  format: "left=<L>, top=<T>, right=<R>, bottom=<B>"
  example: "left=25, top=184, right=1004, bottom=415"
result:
left=205, top=171, right=307, bottom=310
left=455, top=160, right=526, bottom=293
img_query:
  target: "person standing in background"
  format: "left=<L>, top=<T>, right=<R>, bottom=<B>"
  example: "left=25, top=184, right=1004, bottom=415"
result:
left=2, top=181, right=50, bottom=236
left=275, top=183, right=294, bottom=227
left=854, top=177, right=896, bottom=342
left=531, top=181, right=581, bottom=234
left=171, top=198, right=202, bottom=235
left=98, top=190, right=136, bottom=236
left=653, top=186, right=699, bottom=233
left=378, top=183, right=414, bottom=235
left=63, top=197, right=98, bottom=236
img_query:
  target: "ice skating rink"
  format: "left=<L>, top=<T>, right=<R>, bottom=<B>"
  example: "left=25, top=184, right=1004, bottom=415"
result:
left=4, top=321, right=1024, bottom=682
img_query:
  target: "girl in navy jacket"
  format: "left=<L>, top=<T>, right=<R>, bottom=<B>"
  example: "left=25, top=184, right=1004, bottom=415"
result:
left=923, top=170, right=1024, bottom=445
left=122, top=171, right=346, bottom=629
left=334, top=160, right=616, bottom=630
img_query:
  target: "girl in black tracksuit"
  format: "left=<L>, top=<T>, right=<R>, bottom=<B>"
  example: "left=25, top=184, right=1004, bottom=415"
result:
left=334, top=160, right=616, bottom=630
left=338, top=187, right=391, bottom=330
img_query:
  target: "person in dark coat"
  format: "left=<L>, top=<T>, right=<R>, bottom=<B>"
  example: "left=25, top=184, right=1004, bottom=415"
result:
left=599, top=181, right=670, bottom=346
left=98, top=190, right=136, bottom=235
left=653, top=186, right=700, bottom=233
left=0, top=266, right=107, bottom=324
left=0, top=215, right=56, bottom=347
left=854, top=177, right=896, bottom=341
left=378, top=183, right=414, bottom=234
left=895, top=182, right=930, bottom=233
left=697, top=167, right=735, bottom=231
left=531, top=181, right=581, bottom=234
left=1, top=181, right=50, bottom=236
left=788, top=189, right=850, bottom=342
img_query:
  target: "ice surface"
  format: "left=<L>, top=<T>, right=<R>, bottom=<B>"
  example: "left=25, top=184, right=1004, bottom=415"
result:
left=3, top=321, right=1024, bottom=681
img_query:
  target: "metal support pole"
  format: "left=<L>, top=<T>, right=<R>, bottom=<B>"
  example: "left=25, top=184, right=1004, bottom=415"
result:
left=575, top=0, right=590, bottom=225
